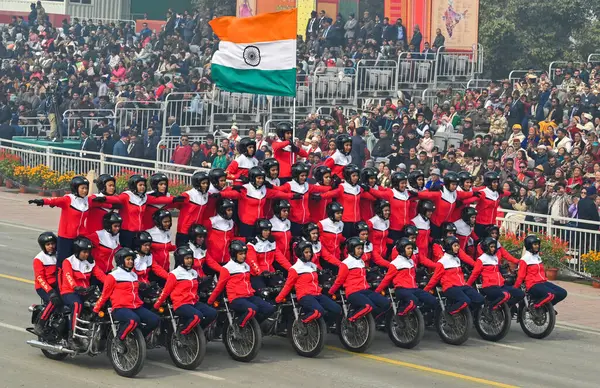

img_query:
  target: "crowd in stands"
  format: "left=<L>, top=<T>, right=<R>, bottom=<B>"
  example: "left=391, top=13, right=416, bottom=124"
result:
left=0, top=3, right=600, bottom=229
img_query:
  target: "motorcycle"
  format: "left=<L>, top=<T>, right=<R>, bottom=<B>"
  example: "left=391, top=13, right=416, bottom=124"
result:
left=381, top=286, right=425, bottom=349
left=141, top=283, right=207, bottom=370
left=26, top=286, right=147, bottom=378
left=517, top=285, right=556, bottom=339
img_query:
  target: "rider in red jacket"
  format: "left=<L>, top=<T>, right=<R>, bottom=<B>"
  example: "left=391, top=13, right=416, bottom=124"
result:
left=359, top=167, right=383, bottom=221
left=272, top=123, right=309, bottom=182
left=146, top=209, right=177, bottom=277
left=32, top=232, right=60, bottom=335
left=476, top=225, right=519, bottom=265
left=188, top=224, right=208, bottom=277
left=269, top=199, right=293, bottom=261
left=308, top=165, right=338, bottom=223
left=132, top=231, right=168, bottom=284
left=473, top=171, right=510, bottom=238
left=450, top=171, right=479, bottom=222
left=204, top=199, right=238, bottom=273
left=142, top=173, right=173, bottom=231
left=87, top=212, right=122, bottom=273
left=454, top=207, right=478, bottom=255
left=174, top=171, right=211, bottom=245
left=411, top=200, right=435, bottom=260
left=87, top=174, right=121, bottom=235
left=318, top=202, right=346, bottom=267
left=226, top=137, right=259, bottom=182
left=367, top=200, right=392, bottom=260
left=372, top=171, right=417, bottom=242
left=263, top=158, right=281, bottom=219
left=246, top=218, right=291, bottom=290
left=407, top=170, right=425, bottom=219
left=323, top=134, right=352, bottom=180
left=431, top=222, right=475, bottom=266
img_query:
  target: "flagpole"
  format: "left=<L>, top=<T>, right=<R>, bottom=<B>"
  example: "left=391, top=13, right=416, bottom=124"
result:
left=292, top=97, right=296, bottom=141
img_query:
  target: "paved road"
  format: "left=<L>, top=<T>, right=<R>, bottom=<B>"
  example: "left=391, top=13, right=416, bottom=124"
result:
left=0, top=220, right=598, bottom=387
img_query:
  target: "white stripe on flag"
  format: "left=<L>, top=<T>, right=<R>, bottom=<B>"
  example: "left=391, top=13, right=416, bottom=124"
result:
left=212, top=40, right=296, bottom=71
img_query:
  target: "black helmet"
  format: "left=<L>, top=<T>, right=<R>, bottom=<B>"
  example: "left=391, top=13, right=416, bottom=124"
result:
left=254, top=218, right=272, bottom=240
left=442, top=236, right=460, bottom=255
left=441, top=222, right=457, bottom=237
left=208, top=168, right=227, bottom=187
left=103, top=212, right=122, bottom=235
left=273, top=199, right=291, bottom=219
left=483, top=171, right=500, bottom=189
left=150, top=172, right=169, bottom=193
left=326, top=201, right=344, bottom=221
left=37, top=231, right=57, bottom=254
left=276, top=122, right=293, bottom=140
left=486, top=225, right=500, bottom=238
left=356, top=221, right=369, bottom=234
left=248, top=166, right=266, bottom=188
left=70, top=176, right=89, bottom=197
left=481, top=237, right=497, bottom=255
left=153, top=209, right=172, bottom=231
left=114, top=247, right=136, bottom=272
left=217, top=199, right=235, bottom=219
left=374, top=199, right=391, bottom=218
left=174, top=246, right=194, bottom=269
left=335, top=134, right=352, bottom=154
left=127, top=174, right=147, bottom=195
left=461, top=207, right=477, bottom=224
left=391, top=171, right=408, bottom=188
left=133, top=231, right=153, bottom=252
left=72, top=237, right=93, bottom=259
left=192, top=171, right=209, bottom=191
left=291, top=162, right=310, bottom=181
left=443, top=172, right=460, bottom=190
left=360, top=167, right=378, bottom=184
left=237, top=137, right=256, bottom=157
left=229, top=239, right=248, bottom=260
left=262, top=158, right=279, bottom=178
left=95, top=174, right=115, bottom=195
left=295, top=240, right=313, bottom=263
left=313, top=165, right=331, bottom=185
left=395, top=237, right=415, bottom=257
left=408, top=169, right=424, bottom=188
left=346, top=237, right=364, bottom=257
left=302, top=222, right=319, bottom=241
left=188, top=224, right=207, bottom=247
left=343, top=164, right=360, bottom=182
left=524, top=235, right=541, bottom=253
left=402, top=224, right=418, bottom=238
left=458, top=171, right=473, bottom=187
left=418, top=200, right=435, bottom=218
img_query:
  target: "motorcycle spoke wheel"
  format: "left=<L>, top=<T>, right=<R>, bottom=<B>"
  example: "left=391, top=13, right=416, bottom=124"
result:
left=341, top=317, right=369, bottom=349
left=291, top=319, right=320, bottom=353
left=226, top=324, right=255, bottom=358
left=171, top=331, right=200, bottom=366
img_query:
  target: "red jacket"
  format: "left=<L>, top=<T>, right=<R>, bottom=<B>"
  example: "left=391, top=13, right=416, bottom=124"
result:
left=204, top=215, right=236, bottom=271
left=176, top=189, right=209, bottom=234
left=323, top=150, right=351, bottom=179
left=308, top=183, right=337, bottom=223
left=476, top=242, right=519, bottom=264
left=142, top=192, right=173, bottom=231
left=411, top=215, right=431, bottom=259
left=134, top=253, right=168, bottom=283
left=467, top=254, right=505, bottom=287
left=225, top=154, right=259, bottom=181
left=277, top=260, right=321, bottom=301
left=60, top=255, right=106, bottom=295
left=86, top=194, right=121, bottom=234
left=94, top=268, right=143, bottom=312
left=474, top=187, right=509, bottom=225
left=87, top=230, right=121, bottom=273
left=246, top=239, right=291, bottom=275
left=375, top=188, right=415, bottom=231
left=432, top=242, right=475, bottom=266
left=330, top=255, right=369, bottom=296
left=318, top=218, right=345, bottom=265
left=203, top=184, right=229, bottom=222
left=418, top=188, right=474, bottom=227
left=43, top=194, right=90, bottom=238
left=367, top=215, right=392, bottom=260
left=272, top=140, right=309, bottom=178
left=33, top=251, right=57, bottom=292
left=155, top=267, right=200, bottom=310
left=117, top=192, right=174, bottom=232
left=208, top=260, right=254, bottom=304
left=331, top=182, right=386, bottom=223
left=454, top=219, right=477, bottom=252
left=275, top=181, right=330, bottom=224
left=450, top=187, right=479, bottom=222
left=515, top=252, right=548, bottom=290
left=360, top=185, right=384, bottom=221
left=424, top=253, right=467, bottom=292
left=375, top=251, right=436, bottom=292
left=172, top=144, right=192, bottom=165
left=225, top=184, right=292, bottom=225
left=147, top=227, right=176, bottom=272
left=189, top=242, right=207, bottom=277
left=270, top=215, right=292, bottom=261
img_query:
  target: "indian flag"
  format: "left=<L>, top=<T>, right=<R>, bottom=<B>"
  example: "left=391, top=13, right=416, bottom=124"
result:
left=209, top=9, right=297, bottom=97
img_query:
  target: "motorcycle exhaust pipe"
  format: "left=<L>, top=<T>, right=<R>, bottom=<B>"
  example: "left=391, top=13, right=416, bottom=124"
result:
left=26, top=340, right=76, bottom=355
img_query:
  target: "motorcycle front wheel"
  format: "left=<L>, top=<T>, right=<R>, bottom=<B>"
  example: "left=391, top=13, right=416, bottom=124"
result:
left=386, top=308, right=425, bottom=349
left=338, top=313, right=375, bottom=353
left=167, top=327, right=207, bottom=370
left=107, top=328, right=147, bottom=378
left=435, top=307, right=472, bottom=345
left=288, top=316, right=326, bottom=357
left=475, top=303, right=511, bottom=342
left=519, top=302, right=556, bottom=339
left=223, top=318, right=262, bottom=362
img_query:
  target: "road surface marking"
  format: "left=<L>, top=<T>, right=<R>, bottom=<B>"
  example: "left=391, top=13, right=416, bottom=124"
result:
left=0, top=322, right=28, bottom=333
left=0, top=244, right=6, bottom=247
left=556, top=324, right=600, bottom=336
left=326, top=346, right=518, bottom=388
left=0, top=221, right=46, bottom=232
left=0, top=273, right=34, bottom=285
left=470, top=338, right=525, bottom=350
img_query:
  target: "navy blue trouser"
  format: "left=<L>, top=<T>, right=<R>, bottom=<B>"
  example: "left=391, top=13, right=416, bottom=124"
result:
left=481, top=285, right=525, bottom=308
left=230, top=296, right=276, bottom=326
left=238, top=222, right=255, bottom=238
left=347, top=289, right=391, bottom=319
left=112, top=307, right=160, bottom=340
left=175, top=302, right=218, bottom=333
left=528, top=282, right=567, bottom=306
left=62, top=292, right=83, bottom=333
left=37, top=286, right=61, bottom=322
left=175, top=232, right=190, bottom=247
left=290, top=221, right=305, bottom=237
left=444, top=286, right=484, bottom=314
left=298, top=294, right=342, bottom=322
left=342, top=222, right=358, bottom=238
left=395, top=287, right=437, bottom=313
left=119, top=229, right=136, bottom=249
left=57, top=237, right=74, bottom=268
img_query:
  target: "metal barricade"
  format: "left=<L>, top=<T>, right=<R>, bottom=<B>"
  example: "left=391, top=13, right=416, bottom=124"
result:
left=163, top=92, right=213, bottom=136
left=355, top=60, right=399, bottom=103
left=396, top=53, right=435, bottom=90
left=466, top=78, right=492, bottom=90
left=211, top=87, right=268, bottom=122
left=476, top=44, right=484, bottom=74
left=270, top=79, right=315, bottom=114
left=14, top=116, right=51, bottom=137
left=312, top=67, right=357, bottom=106
left=508, top=70, right=544, bottom=84
left=72, top=17, right=137, bottom=30
left=114, top=100, right=164, bottom=133
left=62, top=109, right=115, bottom=135
left=548, top=61, right=585, bottom=85
left=420, top=88, right=465, bottom=107
left=434, top=47, right=476, bottom=84
left=588, top=54, right=600, bottom=63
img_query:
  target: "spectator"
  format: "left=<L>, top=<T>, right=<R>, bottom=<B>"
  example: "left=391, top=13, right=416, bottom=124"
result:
left=211, top=147, right=229, bottom=169
left=145, top=128, right=160, bottom=161
left=79, top=128, right=98, bottom=159
left=168, top=116, right=181, bottom=137
left=189, top=141, right=207, bottom=167
left=425, top=168, right=443, bottom=190
left=371, top=129, right=394, bottom=159
left=171, top=135, right=192, bottom=165
left=128, top=133, right=144, bottom=160
left=113, top=132, right=129, bottom=161
left=350, top=126, right=367, bottom=167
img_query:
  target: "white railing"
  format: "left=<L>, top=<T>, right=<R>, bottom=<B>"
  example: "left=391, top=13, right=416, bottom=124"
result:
left=508, top=69, right=544, bottom=84
left=548, top=61, right=586, bottom=85
left=355, top=59, right=399, bottom=103
left=114, top=100, right=165, bottom=133
left=587, top=53, right=600, bottom=63
left=434, top=47, right=476, bottom=84
left=311, top=68, right=356, bottom=107
left=397, top=53, right=435, bottom=90
left=466, top=78, right=492, bottom=90
left=163, top=92, right=213, bottom=137
left=496, top=209, right=600, bottom=273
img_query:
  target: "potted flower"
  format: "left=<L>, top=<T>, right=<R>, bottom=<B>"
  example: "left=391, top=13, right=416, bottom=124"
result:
left=498, top=232, right=523, bottom=270
left=539, top=235, right=568, bottom=280
left=0, top=151, right=21, bottom=188
left=581, top=251, right=600, bottom=289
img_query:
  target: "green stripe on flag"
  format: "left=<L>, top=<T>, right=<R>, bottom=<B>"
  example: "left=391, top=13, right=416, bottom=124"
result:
left=212, top=64, right=296, bottom=97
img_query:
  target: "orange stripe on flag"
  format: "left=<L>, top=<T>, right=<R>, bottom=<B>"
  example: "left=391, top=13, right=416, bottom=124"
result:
left=210, top=9, right=297, bottom=44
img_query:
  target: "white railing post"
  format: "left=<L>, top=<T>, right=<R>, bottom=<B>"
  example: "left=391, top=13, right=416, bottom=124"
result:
left=45, top=147, right=52, bottom=169
left=99, top=154, right=106, bottom=175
